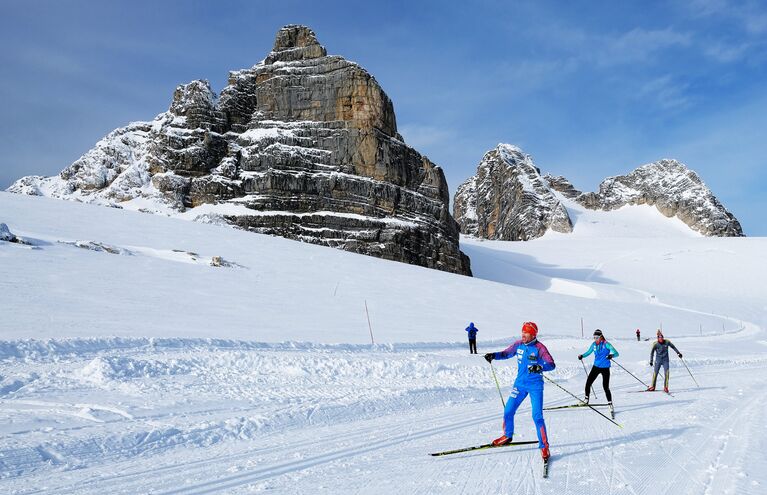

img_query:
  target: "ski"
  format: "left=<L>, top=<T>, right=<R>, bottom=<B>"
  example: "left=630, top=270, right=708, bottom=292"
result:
left=543, top=458, right=549, bottom=478
left=628, top=389, right=674, bottom=397
left=544, top=402, right=610, bottom=410
left=429, top=440, right=538, bottom=457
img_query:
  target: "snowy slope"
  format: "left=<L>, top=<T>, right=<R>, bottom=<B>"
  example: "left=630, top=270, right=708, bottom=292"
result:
left=1, top=191, right=766, bottom=494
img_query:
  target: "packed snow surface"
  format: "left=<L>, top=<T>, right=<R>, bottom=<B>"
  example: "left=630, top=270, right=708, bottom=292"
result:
left=1, top=191, right=765, bottom=494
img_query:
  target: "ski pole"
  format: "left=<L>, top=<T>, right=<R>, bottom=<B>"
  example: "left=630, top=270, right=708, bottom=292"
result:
left=611, top=359, right=650, bottom=388
left=580, top=360, right=598, bottom=399
left=489, top=362, right=506, bottom=408
left=680, top=357, right=700, bottom=388
left=542, top=374, right=622, bottom=428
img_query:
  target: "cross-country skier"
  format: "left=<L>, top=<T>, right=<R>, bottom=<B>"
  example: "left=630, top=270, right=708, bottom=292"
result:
left=636, top=328, right=641, bottom=341
left=465, top=322, right=478, bottom=354
left=648, top=330, right=682, bottom=392
left=578, top=329, right=618, bottom=413
left=484, top=321, right=555, bottom=461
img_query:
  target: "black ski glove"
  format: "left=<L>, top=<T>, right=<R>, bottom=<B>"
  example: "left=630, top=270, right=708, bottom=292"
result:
left=678, top=353, right=683, bottom=358
left=607, top=354, right=613, bottom=360
left=528, top=364, right=543, bottom=373
left=484, top=353, right=494, bottom=363
left=577, top=354, right=583, bottom=360
left=649, top=361, right=653, bottom=366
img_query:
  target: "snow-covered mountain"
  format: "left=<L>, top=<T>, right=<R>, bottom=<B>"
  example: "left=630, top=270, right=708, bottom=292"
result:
left=457, top=147, right=743, bottom=241
left=576, top=158, right=743, bottom=237
left=453, top=144, right=573, bottom=240
left=2, top=191, right=765, bottom=494
left=6, top=25, right=470, bottom=275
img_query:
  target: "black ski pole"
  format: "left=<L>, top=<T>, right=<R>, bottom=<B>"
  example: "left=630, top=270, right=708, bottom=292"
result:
left=679, top=357, right=700, bottom=388
left=489, top=362, right=506, bottom=408
left=580, top=359, right=598, bottom=399
left=611, top=359, right=650, bottom=388
left=543, top=374, right=622, bottom=428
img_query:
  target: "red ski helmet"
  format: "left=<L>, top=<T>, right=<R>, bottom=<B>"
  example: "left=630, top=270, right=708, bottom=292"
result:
left=522, top=321, right=539, bottom=338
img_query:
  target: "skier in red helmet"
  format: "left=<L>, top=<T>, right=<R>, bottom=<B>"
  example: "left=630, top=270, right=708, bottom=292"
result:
left=484, top=321, right=556, bottom=461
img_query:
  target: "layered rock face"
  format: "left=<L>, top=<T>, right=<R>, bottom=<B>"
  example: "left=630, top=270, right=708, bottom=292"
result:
left=576, top=159, right=743, bottom=236
left=453, top=144, right=573, bottom=240
left=543, top=174, right=582, bottom=199
left=8, top=25, right=471, bottom=275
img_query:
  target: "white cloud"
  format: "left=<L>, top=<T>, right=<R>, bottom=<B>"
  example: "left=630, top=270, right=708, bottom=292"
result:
left=686, top=0, right=767, bottom=34
left=593, top=28, right=692, bottom=67
left=398, top=124, right=455, bottom=149
left=637, top=75, right=692, bottom=111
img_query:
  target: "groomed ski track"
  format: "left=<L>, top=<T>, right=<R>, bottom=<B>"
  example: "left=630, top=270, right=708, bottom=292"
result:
left=2, top=338, right=766, bottom=494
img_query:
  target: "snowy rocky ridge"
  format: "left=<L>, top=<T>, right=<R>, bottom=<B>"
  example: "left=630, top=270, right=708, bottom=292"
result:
left=456, top=146, right=743, bottom=240
left=575, top=159, right=743, bottom=237
left=7, top=25, right=470, bottom=275
left=453, top=144, right=573, bottom=240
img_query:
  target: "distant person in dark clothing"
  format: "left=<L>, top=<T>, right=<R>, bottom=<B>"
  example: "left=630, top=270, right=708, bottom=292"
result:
left=636, top=328, right=641, bottom=341
left=465, top=322, right=478, bottom=354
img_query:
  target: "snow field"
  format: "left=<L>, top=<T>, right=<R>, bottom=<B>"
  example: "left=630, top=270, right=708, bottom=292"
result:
left=1, top=191, right=766, bottom=493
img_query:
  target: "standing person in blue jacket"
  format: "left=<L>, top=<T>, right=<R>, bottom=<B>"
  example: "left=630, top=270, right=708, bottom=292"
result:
left=578, top=329, right=619, bottom=410
left=465, top=322, right=479, bottom=354
left=484, top=321, right=556, bottom=461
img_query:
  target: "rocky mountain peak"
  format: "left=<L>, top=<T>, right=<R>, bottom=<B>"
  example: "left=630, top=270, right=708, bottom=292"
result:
left=8, top=25, right=470, bottom=275
left=168, top=80, right=227, bottom=132
left=265, top=24, right=327, bottom=64
left=169, top=80, right=216, bottom=116
left=453, top=144, right=573, bottom=240
left=576, top=158, right=743, bottom=236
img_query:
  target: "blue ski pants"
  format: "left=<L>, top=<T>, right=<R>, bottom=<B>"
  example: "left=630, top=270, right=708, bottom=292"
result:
left=503, top=385, right=549, bottom=449
left=651, top=360, right=670, bottom=388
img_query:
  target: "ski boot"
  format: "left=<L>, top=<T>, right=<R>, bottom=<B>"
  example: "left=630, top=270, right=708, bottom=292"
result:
left=492, top=435, right=512, bottom=446
left=583, top=395, right=589, bottom=404
left=664, top=386, right=669, bottom=393
left=608, top=402, right=615, bottom=419
left=646, top=386, right=655, bottom=391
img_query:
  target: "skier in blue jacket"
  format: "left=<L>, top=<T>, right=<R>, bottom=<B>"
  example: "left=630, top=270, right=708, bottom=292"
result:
left=578, top=329, right=619, bottom=409
left=465, top=322, right=479, bottom=354
left=484, top=321, right=556, bottom=461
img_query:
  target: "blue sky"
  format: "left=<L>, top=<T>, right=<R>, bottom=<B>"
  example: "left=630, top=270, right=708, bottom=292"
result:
left=2, top=0, right=766, bottom=235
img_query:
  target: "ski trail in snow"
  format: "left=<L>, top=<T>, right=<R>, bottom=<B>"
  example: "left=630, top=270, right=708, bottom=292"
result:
left=151, top=409, right=503, bottom=495
left=30, top=401, right=497, bottom=495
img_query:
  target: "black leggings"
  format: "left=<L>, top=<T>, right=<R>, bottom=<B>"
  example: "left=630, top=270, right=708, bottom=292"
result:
left=585, top=366, right=612, bottom=402
left=468, top=339, right=477, bottom=354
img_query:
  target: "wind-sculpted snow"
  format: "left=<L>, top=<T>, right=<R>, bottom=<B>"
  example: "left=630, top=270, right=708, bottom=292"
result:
left=0, top=339, right=524, bottom=479
left=454, top=144, right=573, bottom=240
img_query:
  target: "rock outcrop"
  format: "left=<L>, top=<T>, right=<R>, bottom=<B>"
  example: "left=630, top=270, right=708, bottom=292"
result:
left=8, top=25, right=470, bottom=275
left=543, top=174, right=582, bottom=199
left=576, top=159, right=743, bottom=237
left=453, top=144, right=573, bottom=240
left=0, top=223, right=18, bottom=243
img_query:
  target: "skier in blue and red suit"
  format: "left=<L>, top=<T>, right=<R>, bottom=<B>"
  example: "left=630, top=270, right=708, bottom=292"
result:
left=484, top=321, right=555, bottom=461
